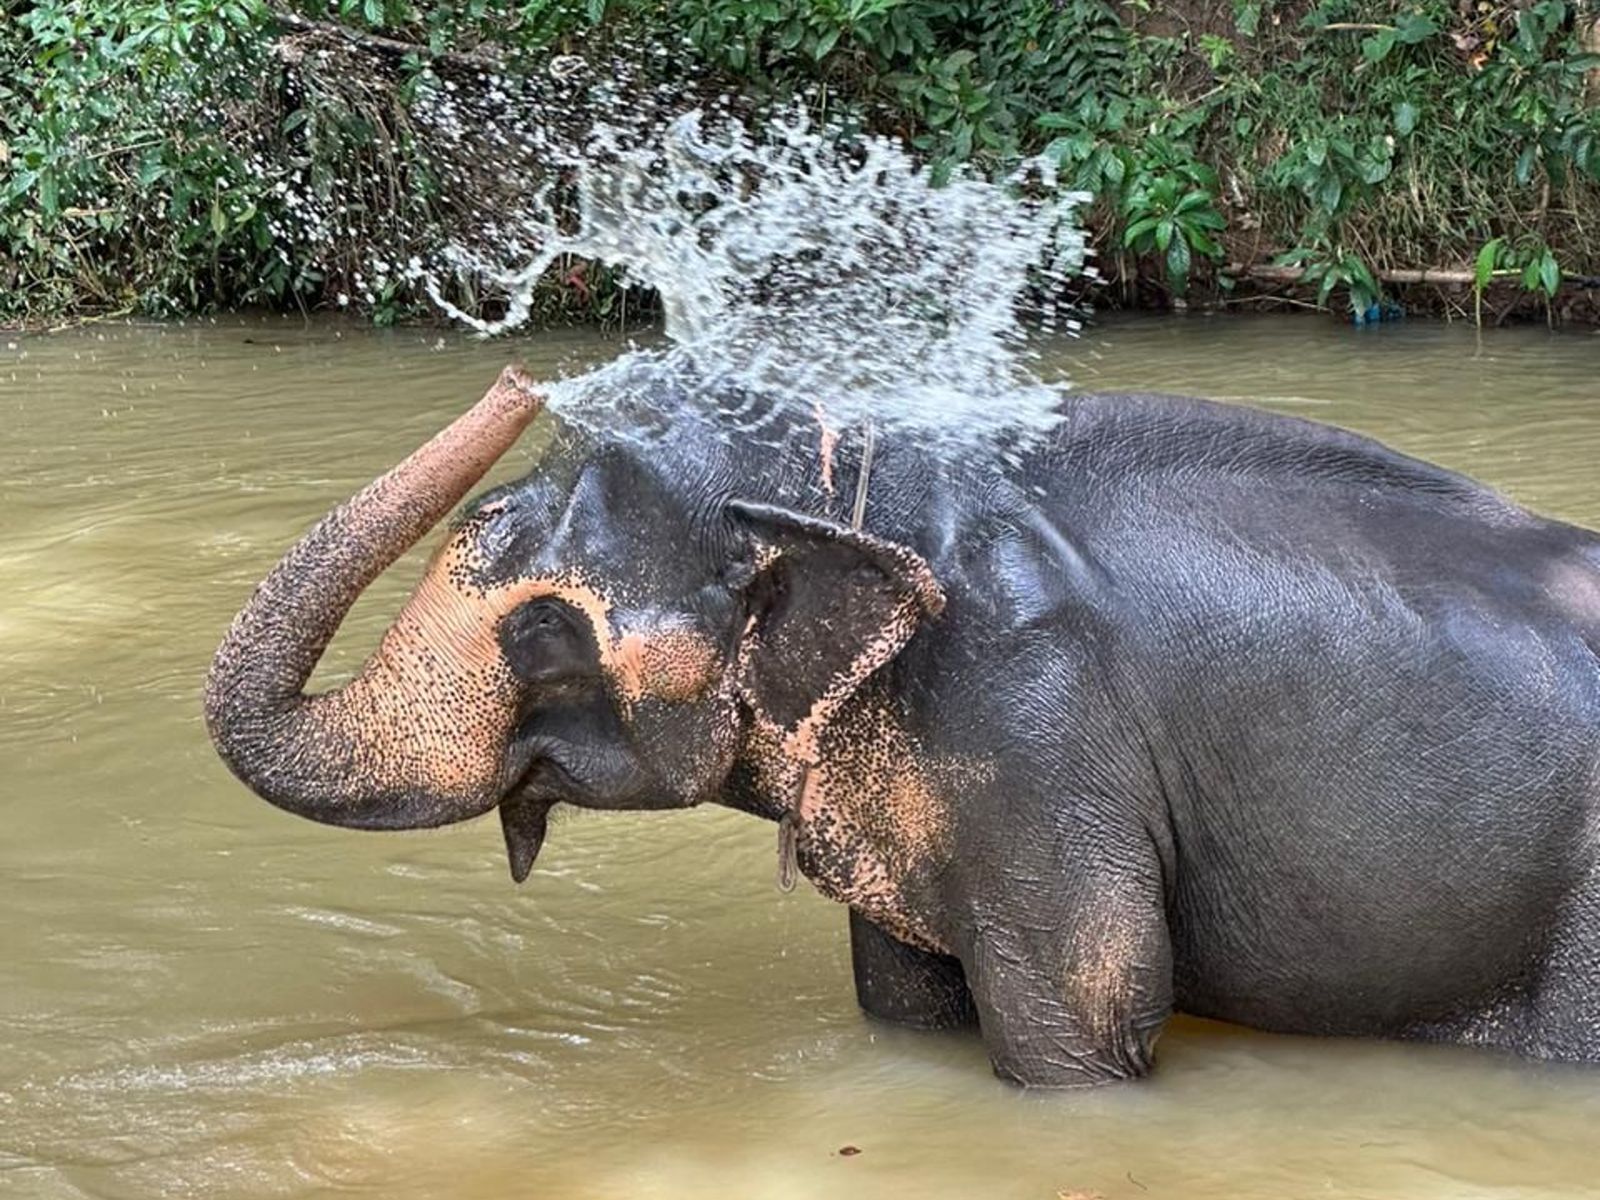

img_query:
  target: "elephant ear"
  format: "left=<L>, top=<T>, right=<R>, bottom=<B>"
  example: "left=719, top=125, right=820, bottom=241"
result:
left=727, top=500, right=945, bottom=760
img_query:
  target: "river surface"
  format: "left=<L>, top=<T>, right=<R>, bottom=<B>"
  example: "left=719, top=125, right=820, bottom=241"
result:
left=3, top=314, right=1600, bottom=1199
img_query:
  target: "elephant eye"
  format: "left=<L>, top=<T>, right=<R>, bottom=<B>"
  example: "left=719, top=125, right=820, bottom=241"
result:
left=499, top=598, right=597, bottom=687
left=526, top=600, right=570, bottom=636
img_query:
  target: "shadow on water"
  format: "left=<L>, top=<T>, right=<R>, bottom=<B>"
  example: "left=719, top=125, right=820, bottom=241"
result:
left=2, top=313, right=1599, bottom=1198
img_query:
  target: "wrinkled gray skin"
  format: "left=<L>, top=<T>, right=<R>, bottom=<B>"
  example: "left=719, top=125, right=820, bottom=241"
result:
left=207, top=368, right=1600, bottom=1087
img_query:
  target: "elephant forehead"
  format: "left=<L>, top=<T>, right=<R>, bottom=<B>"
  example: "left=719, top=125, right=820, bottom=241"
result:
left=463, top=450, right=724, bottom=599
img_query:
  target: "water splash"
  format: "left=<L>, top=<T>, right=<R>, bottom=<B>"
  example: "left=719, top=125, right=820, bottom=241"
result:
left=410, top=80, right=1086, bottom=452
left=255, top=36, right=1089, bottom=454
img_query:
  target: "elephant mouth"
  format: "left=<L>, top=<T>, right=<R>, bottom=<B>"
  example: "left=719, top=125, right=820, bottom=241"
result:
left=494, top=700, right=667, bottom=883
left=495, top=725, right=651, bottom=883
left=496, top=749, right=575, bottom=883
left=498, top=789, right=553, bottom=884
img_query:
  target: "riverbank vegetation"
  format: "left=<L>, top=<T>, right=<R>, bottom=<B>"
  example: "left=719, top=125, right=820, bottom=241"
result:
left=5, top=0, right=1600, bottom=326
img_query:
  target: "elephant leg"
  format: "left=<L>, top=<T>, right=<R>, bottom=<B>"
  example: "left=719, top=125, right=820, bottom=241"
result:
left=849, top=909, right=978, bottom=1029
left=1507, top=869, right=1600, bottom=1061
left=960, top=843, right=1173, bottom=1088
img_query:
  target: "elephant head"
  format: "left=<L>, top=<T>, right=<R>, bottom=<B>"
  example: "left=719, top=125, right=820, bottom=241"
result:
left=204, top=367, right=943, bottom=881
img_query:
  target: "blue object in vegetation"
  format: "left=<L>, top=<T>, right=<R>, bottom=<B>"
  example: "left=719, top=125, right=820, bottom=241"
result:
left=1353, top=300, right=1406, bottom=326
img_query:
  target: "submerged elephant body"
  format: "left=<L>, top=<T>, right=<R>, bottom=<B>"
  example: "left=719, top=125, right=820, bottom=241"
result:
left=206, top=368, right=1600, bottom=1086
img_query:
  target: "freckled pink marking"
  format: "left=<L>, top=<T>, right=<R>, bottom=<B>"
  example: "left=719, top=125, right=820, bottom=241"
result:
left=814, top=403, right=840, bottom=498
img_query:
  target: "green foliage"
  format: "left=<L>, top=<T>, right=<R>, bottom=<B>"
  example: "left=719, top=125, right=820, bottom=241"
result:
left=1274, top=242, right=1381, bottom=316
left=295, top=0, right=622, bottom=56
left=0, top=0, right=632, bottom=321
left=676, top=0, right=1128, bottom=174
left=5, top=0, right=1600, bottom=323
left=1121, top=175, right=1226, bottom=297
left=1472, top=233, right=1563, bottom=323
left=0, top=0, right=287, bottom=317
left=1126, top=155, right=1222, bottom=299
left=1195, top=0, right=1600, bottom=314
left=1040, top=83, right=1226, bottom=297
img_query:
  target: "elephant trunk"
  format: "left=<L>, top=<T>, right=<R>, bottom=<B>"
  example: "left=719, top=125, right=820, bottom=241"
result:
left=203, top=366, right=544, bottom=830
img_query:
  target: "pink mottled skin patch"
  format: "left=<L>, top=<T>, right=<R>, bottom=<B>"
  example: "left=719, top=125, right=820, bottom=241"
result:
left=203, top=364, right=549, bottom=815
left=399, top=547, right=720, bottom=708
left=814, top=403, right=840, bottom=498
left=744, top=690, right=982, bottom=954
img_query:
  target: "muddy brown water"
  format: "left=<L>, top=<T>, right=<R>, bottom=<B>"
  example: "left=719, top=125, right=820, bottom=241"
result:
left=3, top=314, right=1600, bottom=1199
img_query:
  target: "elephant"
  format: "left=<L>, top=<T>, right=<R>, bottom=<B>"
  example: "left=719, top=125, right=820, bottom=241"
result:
left=204, top=363, right=1600, bottom=1087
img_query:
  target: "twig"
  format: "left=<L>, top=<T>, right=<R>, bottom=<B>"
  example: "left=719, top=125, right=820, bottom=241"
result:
left=1217, top=293, right=1326, bottom=310
left=87, top=139, right=164, bottom=161
left=1232, top=263, right=1477, bottom=286
left=1318, top=22, right=1397, bottom=32
left=42, top=306, right=135, bottom=334
left=267, top=8, right=505, bottom=69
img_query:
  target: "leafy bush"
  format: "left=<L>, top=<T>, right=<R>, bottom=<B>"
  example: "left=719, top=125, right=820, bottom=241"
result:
left=0, top=0, right=289, bottom=317
left=676, top=0, right=1129, bottom=174
left=5, top=0, right=1600, bottom=323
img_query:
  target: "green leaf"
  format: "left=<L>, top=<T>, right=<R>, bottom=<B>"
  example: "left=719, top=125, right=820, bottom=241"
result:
left=951, top=122, right=973, bottom=161
left=1123, top=215, right=1160, bottom=246
left=1166, top=235, right=1192, bottom=295
left=1186, top=227, right=1221, bottom=257
left=1345, top=255, right=1378, bottom=296
left=1317, top=270, right=1338, bottom=308
left=210, top=197, right=226, bottom=237
left=1103, top=151, right=1127, bottom=188
left=362, top=0, right=382, bottom=26
left=1539, top=252, right=1560, bottom=298
left=1515, top=144, right=1537, bottom=186
left=1361, top=30, right=1397, bottom=63
left=137, top=155, right=167, bottom=188
left=38, top=170, right=57, bottom=217
left=9, top=168, right=37, bottom=203
left=813, top=25, right=841, bottom=59
left=1316, top=174, right=1343, bottom=214
left=1394, top=13, right=1437, bottom=44
left=1516, top=7, right=1542, bottom=55
left=1474, top=237, right=1503, bottom=291
left=1395, top=101, right=1419, bottom=136
left=1156, top=220, right=1174, bottom=253
left=1360, top=156, right=1392, bottom=185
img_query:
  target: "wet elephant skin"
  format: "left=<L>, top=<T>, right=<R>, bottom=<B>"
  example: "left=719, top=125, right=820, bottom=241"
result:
left=207, top=372, right=1600, bottom=1087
